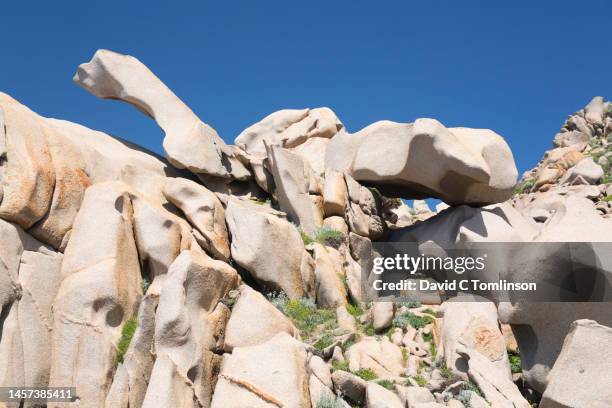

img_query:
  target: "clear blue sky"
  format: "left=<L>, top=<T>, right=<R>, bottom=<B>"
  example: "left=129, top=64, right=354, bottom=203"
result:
left=1, top=1, right=610, bottom=176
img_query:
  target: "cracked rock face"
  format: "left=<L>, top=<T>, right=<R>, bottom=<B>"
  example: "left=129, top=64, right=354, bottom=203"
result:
left=0, top=50, right=611, bottom=408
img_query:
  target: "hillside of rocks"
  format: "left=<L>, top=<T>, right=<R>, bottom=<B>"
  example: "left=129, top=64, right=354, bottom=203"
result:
left=0, top=49, right=610, bottom=408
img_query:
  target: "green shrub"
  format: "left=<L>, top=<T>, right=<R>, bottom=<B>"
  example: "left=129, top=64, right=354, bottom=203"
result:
left=331, top=360, right=350, bottom=372
left=514, top=178, right=534, bottom=195
left=397, top=300, right=421, bottom=308
left=401, top=347, right=409, bottom=363
left=354, top=368, right=377, bottom=381
left=315, top=226, right=344, bottom=248
left=300, top=229, right=314, bottom=245
left=422, top=308, right=437, bottom=316
left=346, top=303, right=364, bottom=317
left=376, top=379, right=394, bottom=390
left=508, top=350, right=522, bottom=374
left=340, top=337, right=355, bottom=352
left=267, top=292, right=337, bottom=340
left=364, top=322, right=376, bottom=336
left=314, top=334, right=335, bottom=351
left=602, top=195, right=612, bottom=202
left=316, top=394, right=345, bottom=408
left=115, top=316, right=137, bottom=365
left=392, top=312, right=434, bottom=329
left=409, top=375, right=427, bottom=387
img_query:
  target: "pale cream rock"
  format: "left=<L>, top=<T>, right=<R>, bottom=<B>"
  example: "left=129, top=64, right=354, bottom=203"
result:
left=225, top=198, right=315, bottom=299
left=49, top=182, right=142, bottom=407
left=144, top=248, right=239, bottom=408
left=74, top=49, right=249, bottom=179
left=365, top=382, right=403, bottom=408
left=235, top=107, right=343, bottom=158
left=224, top=285, right=298, bottom=351
left=210, top=333, right=310, bottom=408
left=0, top=93, right=55, bottom=229
left=325, top=119, right=517, bottom=205
left=440, top=299, right=510, bottom=379
left=372, top=301, right=395, bottom=332
left=266, top=144, right=323, bottom=235
left=346, top=337, right=404, bottom=378
left=162, top=177, right=230, bottom=260
left=312, top=243, right=348, bottom=308
left=323, top=170, right=348, bottom=217
left=540, top=319, right=612, bottom=408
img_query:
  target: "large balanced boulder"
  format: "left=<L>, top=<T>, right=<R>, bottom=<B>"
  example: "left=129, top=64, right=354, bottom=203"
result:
left=325, top=118, right=518, bottom=205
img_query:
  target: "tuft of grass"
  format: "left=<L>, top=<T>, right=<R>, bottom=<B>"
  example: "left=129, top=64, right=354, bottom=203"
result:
left=514, top=178, right=534, bottom=195
left=299, top=226, right=344, bottom=248
left=300, top=229, right=314, bottom=245
left=409, top=375, right=427, bottom=387
left=115, top=316, right=137, bottom=365
left=602, top=196, right=612, bottom=202
left=363, top=322, right=376, bottom=336
left=267, top=292, right=337, bottom=340
left=340, top=337, right=355, bottom=353
left=438, top=362, right=455, bottom=379
left=346, top=303, right=364, bottom=317
left=332, top=360, right=350, bottom=372
left=392, top=312, right=434, bottom=330
left=508, top=350, right=522, bottom=374
left=401, top=347, right=409, bottom=363
left=316, top=394, right=346, bottom=408
left=422, top=308, right=437, bottom=316
left=376, top=379, right=395, bottom=390
left=314, top=334, right=335, bottom=351
left=354, top=368, right=377, bottom=381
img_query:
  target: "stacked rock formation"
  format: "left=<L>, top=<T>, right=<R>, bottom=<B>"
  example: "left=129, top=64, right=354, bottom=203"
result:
left=0, top=49, right=610, bottom=408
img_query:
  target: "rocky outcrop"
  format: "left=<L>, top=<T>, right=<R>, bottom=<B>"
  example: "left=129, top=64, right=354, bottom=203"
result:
left=1, top=52, right=611, bottom=408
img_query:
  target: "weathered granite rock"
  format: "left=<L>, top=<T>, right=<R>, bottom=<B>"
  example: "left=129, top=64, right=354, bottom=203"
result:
left=540, top=319, right=612, bottom=408
left=267, top=144, right=323, bottom=235
left=225, top=197, right=315, bottom=299
left=75, top=49, right=249, bottom=180
left=346, top=337, right=404, bottom=378
left=224, top=285, right=298, bottom=351
left=325, top=118, right=518, bottom=205
left=235, top=107, right=343, bottom=158
left=49, top=182, right=142, bottom=407
left=312, top=243, right=348, bottom=308
left=162, top=177, right=230, bottom=260
left=331, top=369, right=367, bottom=405
left=365, top=382, right=403, bottom=408
left=210, top=333, right=310, bottom=408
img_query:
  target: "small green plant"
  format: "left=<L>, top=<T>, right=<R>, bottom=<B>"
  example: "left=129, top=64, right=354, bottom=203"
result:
left=422, top=308, right=437, bottom=316
left=331, top=360, right=350, bottom=372
left=340, top=337, right=355, bottom=352
left=392, top=312, right=434, bottom=330
left=422, top=330, right=433, bottom=343
left=314, top=334, right=335, bottom=351
left=354, top=368, right=377, bottom=381
left=299, top=226, right=344, bottom=248
left=514, top=178, right=534, bottom=195
left=409, top=374, right=427, bottom=387
left=508, top=350, right=522, bottom=374
left=346, top=303, right=364, bottom=317
left=364, top=322, right=376, bottom=336
left=602, top=196, right=612, bottom=202
left=376, top=379, right=394, bottom=390
left=140, top=277, right=150, bottom=294
left=397, top=300, right=421, bottom=308
left=250, top=197, right=269, bottom=205
left=316, top=394, right=345, bottom=408
left=115, top=316, right=137, bottom=365
left=401, top=347, right=409, bottom=363
left=300, top=229, right=314, bottom=245
left=462, top=381, right=484, bottom=397
left=438, top=362, right=455, bottom=379
left=267, top=292, right=337, bottom=340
